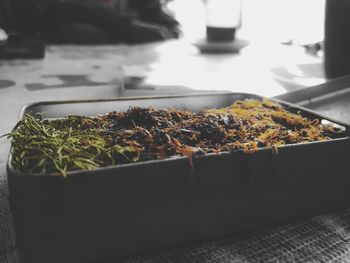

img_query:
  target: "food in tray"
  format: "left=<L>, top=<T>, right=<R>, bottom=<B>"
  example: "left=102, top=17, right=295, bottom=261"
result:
left=7, top=99, right=344, bottom=176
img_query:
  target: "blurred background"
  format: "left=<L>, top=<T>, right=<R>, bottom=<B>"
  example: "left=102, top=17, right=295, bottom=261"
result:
left=0, top=0, right=347, bottom=97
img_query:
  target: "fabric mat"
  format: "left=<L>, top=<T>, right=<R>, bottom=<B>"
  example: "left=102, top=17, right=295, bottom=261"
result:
left=123, top=210, right=350, bottom=262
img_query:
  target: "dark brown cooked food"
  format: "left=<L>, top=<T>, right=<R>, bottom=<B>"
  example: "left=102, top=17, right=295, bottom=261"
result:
left=6, top=99, right=344, bottom=176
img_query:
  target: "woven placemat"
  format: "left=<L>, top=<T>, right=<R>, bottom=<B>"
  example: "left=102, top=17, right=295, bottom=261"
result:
left=124, top=210, right=350, bottom=263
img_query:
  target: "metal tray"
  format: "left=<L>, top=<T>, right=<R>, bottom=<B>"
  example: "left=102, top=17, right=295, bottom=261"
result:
left=7, top=92, right=350, bottom=263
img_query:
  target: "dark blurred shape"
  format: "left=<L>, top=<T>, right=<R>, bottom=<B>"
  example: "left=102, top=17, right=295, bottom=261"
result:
left=0, top=0, right=180, bottom=45
left=0, top=0, right=12, bottom=31
left=324, top=0, right=350, bottom=79
left=0, top=33, right=45, bottom=59
left=123, top=0, right=180, bottom=36
left=194, top=37, right=249, bottom=54
left=0, top=79, right=15, bottom=88
left=206, top=27, right=236, bottom=42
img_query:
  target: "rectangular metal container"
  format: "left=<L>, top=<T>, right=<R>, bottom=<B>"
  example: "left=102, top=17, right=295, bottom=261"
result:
left=7, top=93, right=350, bottom=263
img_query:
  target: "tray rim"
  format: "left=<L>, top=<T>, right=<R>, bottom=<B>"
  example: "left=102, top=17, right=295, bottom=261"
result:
left=8, top=92, right=350, bottom=177
left=17, top=92, right=237, bottom=120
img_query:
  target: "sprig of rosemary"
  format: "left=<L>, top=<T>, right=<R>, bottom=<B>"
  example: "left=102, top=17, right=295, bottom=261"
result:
left=6, top=114, right=139, bottom=176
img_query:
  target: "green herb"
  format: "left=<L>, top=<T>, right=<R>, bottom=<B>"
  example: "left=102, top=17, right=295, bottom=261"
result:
left=6, top=114, right=139, bottom=176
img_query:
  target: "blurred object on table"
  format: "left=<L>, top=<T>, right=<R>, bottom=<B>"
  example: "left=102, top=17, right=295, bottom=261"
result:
left=5, top=0, right=180, bottom=45
left=204, top=0, right=242, bottom=42
left=0, top=33, right=45, bottom=59
left=192, top=0, right=245, bottom=54
left=324, top=0, right=350, bottom=79
left=194, top=37, right=248, bottom=54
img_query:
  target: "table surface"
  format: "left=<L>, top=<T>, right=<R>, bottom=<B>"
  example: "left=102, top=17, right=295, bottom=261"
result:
left=1, top=39, right=350, bottom=263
